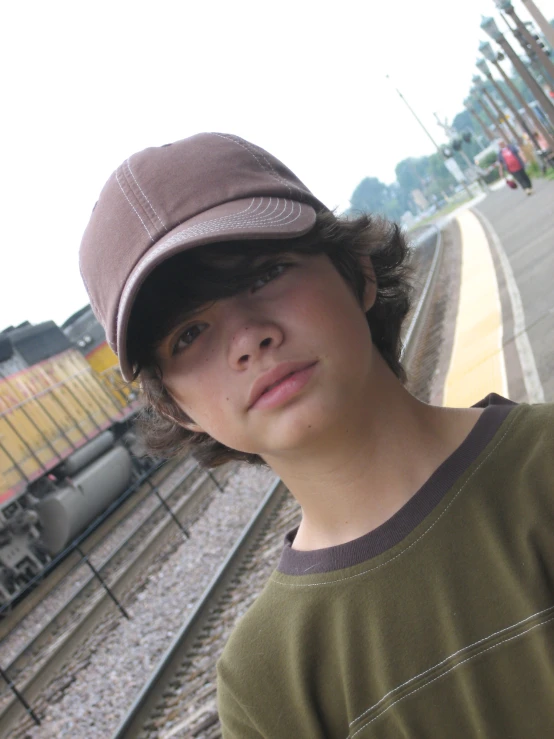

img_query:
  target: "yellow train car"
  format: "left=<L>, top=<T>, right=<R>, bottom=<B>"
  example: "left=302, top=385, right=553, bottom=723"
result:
left=0, top=318, right=142, bottom=605
left=86, top=340, right=119, bottom=374
left=0, top=346, right=135, bottom=506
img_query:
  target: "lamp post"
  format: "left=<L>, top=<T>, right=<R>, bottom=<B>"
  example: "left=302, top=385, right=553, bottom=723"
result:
left=476, top=58, right=533, bottom=139
left=519, top=0, right=554, bottom=54
left=464, top=99, right=494, bottom=142
left=470, top=87, right=511, bottom=140
left=494, top=0, right=554, bottom=87
left=473, top=74, right=522, bottom=143
left=481, top=15, right=554, bottom=129
left=469, top=87, right=510, bottom=139
left=479, top=40, right=554, bottom=151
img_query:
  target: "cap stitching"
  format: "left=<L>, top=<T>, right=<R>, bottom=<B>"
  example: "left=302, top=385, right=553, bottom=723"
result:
left=119, top=161, right=160, bottom=236
left=116, top=198, right=307, bottom=361
left=158, top=200, right=302, bottom=247
left=210, top=133, right=294, bottom=199
left=119, top=201, right=303, bottom=312
left=160, top=210, right=302, bottom=247
left=155, top=197, right=267, bottom=245
left=122, top=199, right=300, bottom=292
left=115, top=167, right=155, bottom=242
left=125, top=157, right=167, bottom=232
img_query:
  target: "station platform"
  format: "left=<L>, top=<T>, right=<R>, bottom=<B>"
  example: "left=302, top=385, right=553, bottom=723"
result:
left=432, top=177, right=553, bottom=408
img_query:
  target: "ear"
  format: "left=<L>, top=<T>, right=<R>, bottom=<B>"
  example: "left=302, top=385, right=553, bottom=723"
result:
left=361, top=255, right=377, bottom=312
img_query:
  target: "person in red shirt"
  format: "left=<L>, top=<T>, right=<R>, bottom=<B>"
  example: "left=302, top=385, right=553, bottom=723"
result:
left=497, top=140, right=533, bottom=195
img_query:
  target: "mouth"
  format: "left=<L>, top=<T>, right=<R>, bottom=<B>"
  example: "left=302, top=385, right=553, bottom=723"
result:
left=248, top=361, right=318, bottom=411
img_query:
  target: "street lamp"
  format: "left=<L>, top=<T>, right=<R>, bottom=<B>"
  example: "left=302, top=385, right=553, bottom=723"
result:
left=464, top=97, right=494, bottom=142
left=476, top=57, right=531, bottom=140
left=472, top=73, right=521, bottom=142
left=480, top=15, right=554, bottom=129
left=493, top=0, right=554, bottom=86
left=520, top=0, right=554, bottom=51
left=469, top=84, right=507, bottom=141
left=479, top=40, right=554, bottom=151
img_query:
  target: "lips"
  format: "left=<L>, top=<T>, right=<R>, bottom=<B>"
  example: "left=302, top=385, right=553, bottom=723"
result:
left=248, top=361, right=317, bottom=410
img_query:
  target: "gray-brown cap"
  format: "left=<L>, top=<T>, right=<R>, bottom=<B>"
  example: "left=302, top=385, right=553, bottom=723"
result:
left=79, top=132, right=328, bottom=381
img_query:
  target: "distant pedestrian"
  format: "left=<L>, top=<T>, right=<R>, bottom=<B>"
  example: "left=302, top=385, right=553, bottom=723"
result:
left=497, top=140, right=533, bottom=195
left=532, top=130, right=549, bottom=152
left=520, top=133, right=539, bottom=168
left=531, top=131, right=553, bottom=172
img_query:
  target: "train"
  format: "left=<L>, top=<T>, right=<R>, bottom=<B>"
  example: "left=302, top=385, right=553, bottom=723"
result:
left=0, top=307, right=148, bottom=608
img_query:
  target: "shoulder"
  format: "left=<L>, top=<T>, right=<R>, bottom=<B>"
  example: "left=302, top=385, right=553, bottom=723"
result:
left=217, top=577, right=289, bottom=735
left=218, top=576, right=284, bottom=673
left=512, top=401, right=554, bottom=434
left=494, top=401, right=554, bottom=470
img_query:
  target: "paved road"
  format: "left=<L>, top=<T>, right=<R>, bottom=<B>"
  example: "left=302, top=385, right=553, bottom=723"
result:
left=473, top=178, right=554, bottom=402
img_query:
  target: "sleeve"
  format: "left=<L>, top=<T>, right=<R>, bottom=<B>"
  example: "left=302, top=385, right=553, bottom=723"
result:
left=217, top=661, right=264, bottom=739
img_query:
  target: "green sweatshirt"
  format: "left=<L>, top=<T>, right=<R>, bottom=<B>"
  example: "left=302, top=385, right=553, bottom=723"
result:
left=217, top=397, right=554, bottom=737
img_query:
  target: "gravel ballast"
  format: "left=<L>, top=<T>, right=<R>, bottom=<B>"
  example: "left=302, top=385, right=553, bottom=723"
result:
left=17, top=463, right=276, bottom=739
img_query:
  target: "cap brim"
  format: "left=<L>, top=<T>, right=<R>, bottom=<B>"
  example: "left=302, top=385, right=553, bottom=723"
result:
left=116, top=196, right=317, bottom=380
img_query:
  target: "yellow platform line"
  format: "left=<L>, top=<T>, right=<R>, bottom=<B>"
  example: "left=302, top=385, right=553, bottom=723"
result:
left=443, top=210, right=507, bottom=408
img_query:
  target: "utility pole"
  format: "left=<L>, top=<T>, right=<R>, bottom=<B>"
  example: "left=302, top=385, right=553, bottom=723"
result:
left=385, top=75, right=472, bottom=198
left=386, top=75, right=443, bottom=152
left=481, top=15, right=554, bottom=130
left=479, top=40, right=554, bottom=151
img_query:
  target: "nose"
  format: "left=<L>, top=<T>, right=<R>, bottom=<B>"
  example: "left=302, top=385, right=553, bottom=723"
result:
left=228, top=315, right=284, bottom=369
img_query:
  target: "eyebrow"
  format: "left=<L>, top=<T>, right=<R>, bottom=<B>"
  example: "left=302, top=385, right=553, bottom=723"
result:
left=154, top=303, right=213, bottom=356
left=151, top=254, right=299, bottom=356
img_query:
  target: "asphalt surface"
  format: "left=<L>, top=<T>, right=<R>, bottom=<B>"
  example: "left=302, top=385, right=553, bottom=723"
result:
left=472, top=177, right=554, bottom=402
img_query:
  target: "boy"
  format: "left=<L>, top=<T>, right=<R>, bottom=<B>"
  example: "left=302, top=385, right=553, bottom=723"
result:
left=80, top=133, right=554, bottom=737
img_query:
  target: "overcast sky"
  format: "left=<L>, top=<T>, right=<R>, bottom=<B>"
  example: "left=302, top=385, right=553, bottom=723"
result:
left=3, top=0, right=554, bottom=329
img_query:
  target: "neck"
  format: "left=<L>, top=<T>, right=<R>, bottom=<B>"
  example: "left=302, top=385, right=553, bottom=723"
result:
left=264, top=355, right=482, bottom=551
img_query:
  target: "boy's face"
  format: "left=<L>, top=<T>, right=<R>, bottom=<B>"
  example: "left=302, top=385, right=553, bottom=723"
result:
left=154, top=253, right=377, bottom=461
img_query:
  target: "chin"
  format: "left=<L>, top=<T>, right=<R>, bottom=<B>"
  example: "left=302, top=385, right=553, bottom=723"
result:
left=257, top=399, right=341, bottom=455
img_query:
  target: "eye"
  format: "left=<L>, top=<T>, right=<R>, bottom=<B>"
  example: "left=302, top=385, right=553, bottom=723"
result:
left=172, top=323, right=207, bottom=354
left=250, top=264, right=288, bottom=292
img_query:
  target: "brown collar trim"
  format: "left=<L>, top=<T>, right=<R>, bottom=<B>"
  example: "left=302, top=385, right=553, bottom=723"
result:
left=278, top=395, right=516, bottom=576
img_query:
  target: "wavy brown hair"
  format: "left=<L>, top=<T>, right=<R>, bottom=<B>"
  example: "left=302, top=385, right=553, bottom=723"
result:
left=127, top=211, right=413, bottom=467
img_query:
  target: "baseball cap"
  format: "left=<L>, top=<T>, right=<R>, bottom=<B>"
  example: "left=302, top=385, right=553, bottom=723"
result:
left=79, top=132, right=329, bottom=381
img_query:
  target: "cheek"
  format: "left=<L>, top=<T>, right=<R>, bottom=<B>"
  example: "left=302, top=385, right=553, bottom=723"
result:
left=288, top=282, right=369, bottom=352
left=170, top=367, right=241, bottom=441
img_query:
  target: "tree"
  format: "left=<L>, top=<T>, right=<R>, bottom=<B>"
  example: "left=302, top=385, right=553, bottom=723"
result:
left=347, top=57, right=547, bottom=223
left=395, top=157, right=426, bottom=195
left=349, top=177, right=389, bottom=215
left=452, top=109, right=474, bottom=134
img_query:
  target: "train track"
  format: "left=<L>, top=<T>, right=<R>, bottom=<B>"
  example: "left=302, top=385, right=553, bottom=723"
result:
left=114, top=478, right=294, bottom=739
left=109, top=226, right=446, bottom=739
left=0, top=459, right=234, bottom=736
